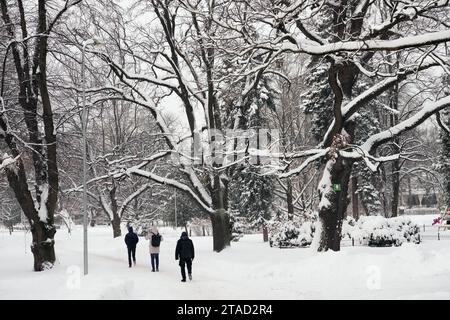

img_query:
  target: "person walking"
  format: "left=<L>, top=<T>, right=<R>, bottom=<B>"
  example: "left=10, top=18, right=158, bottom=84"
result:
left=145, top=227, right=162, bottom=272
left=124, top=226, right=139, bottom=267
left=175, top=231, right=195, bottom=282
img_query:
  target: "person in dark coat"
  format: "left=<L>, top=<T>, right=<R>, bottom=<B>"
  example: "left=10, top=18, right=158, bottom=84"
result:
left=124, top=226, right=139, bottom=267
left=175, top=231, right=195, bottom=282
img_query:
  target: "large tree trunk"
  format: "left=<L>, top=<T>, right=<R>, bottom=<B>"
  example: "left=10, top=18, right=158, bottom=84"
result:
left=209, top=174, right=231, bottom=251
left=4, top=161, right=56, bottom=271
left=210, top=209, right=231, bottom=252
left=111, top=215, right=121, bottom=238
left=317, top=156, right=354, bottom=251
left=31, top=221, right=56, bottom=271
left=109, top=184, right=122, bottom=238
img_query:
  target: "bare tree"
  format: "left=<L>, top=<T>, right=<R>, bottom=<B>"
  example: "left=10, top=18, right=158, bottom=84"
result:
left=0, top=0, right=81, bottom=270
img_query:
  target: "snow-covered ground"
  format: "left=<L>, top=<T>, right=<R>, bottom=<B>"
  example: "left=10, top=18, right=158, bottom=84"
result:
left=1, top=215, right=450, bottom=300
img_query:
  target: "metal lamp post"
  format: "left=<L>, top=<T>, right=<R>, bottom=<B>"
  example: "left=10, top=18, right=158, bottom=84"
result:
left=81, top=38, right=103, bottom=276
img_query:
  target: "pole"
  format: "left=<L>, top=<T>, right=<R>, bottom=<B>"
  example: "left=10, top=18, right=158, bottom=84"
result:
left=82, top=43, right=88, bottom=276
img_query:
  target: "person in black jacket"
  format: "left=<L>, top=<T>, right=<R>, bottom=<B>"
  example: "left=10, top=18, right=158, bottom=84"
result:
left=124, top=226, right=139, bottom=267
left=175, top=231, right=195, bottom=282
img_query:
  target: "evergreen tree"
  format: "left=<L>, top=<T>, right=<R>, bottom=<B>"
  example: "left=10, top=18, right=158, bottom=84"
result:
left=438, top=77, right=450, bottom=208
left=229, top=165, right=275, bottom=231
left=301, top=6, right=334, bottom=142
left=302, top=61, right=334, bottom=141
left=351, top=80, right=385, bottom=215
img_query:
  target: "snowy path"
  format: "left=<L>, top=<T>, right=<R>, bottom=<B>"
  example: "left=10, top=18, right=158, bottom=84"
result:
left=1, top=221, right=450, bottom=299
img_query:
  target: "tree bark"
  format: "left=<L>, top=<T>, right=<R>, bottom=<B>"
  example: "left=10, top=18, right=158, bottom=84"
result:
left=109, top=184, right=122, bottom=238
left=317, top=157, right=354, bottom=251
left=4, top=149, right=56, bottom=271
left=286, top=179, right=294, bottom=220
left=262, top=226, right=269, bottom=242
left=210, top=209, right=231, bottom=252
left=208, top=173, right=231, bottom=251
left=389, top=52, right=400, bottom=218
left=391, top=159, right=400, bottom=217
left=31, top=221, right=56, bottom=271
left=351, top=176, right=359, bottom=220
left=111, top=216, right=121, bottom=238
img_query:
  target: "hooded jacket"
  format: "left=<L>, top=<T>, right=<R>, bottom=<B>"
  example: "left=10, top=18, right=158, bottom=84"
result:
left=124, top=227, right=139, bottom=248
left=175, top=231, right=195, bottom=260
left=145, top=227, right=162, bottom=254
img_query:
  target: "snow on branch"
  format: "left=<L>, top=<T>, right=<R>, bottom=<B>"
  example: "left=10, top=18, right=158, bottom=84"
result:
left=362, top=95, right=450, bottom=152
left=281, top=29, right=450, bottom=55
left=339, top=148, right=400, bottom=172
left=278, top=148, right=329, bottom=178
left=0, top=153, right=20, bottom=173
left=124, top=167, right=214, bottom=214
left=320, top=61, right=439, bottom=147
left=117, top=183, right=153, bottom=218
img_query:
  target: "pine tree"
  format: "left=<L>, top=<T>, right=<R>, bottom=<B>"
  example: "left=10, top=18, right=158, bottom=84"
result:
left=351, top=80, right=385, bottom=215
left=302, top=61, right=334, bottom=141
left=229, top=165, right=275, bottom=232
left=438, top=76, right=450, bottom=208
left=301, top=6, right=334, bottom=142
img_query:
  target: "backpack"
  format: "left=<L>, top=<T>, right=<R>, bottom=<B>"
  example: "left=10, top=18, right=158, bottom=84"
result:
left=151, top=234, right=161, bottom=247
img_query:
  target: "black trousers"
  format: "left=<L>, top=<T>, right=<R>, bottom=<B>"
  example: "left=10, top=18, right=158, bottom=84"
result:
left=127, top=246, right=136, bottom=266
left=151, top=253, right=159, bottom=271
left=179, top=258, right=192, bottom=280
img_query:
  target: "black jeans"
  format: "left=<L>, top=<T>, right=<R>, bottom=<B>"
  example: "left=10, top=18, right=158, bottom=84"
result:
left=151, top=253, right=159, bottom=271
left=127, top=246, right=136, bottom=267
left=179, top=258, right=192, bottom=280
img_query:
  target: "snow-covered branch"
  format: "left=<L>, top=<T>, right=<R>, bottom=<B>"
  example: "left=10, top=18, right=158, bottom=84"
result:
left=122, top=167, right=214, bottom=214
left=362, top=95, right=450, bottom=152
left=278, top=149, right=329, bottom=178
left=117, top=183, right=153, bottom=218
left=280, top=29, right=450, bottom=55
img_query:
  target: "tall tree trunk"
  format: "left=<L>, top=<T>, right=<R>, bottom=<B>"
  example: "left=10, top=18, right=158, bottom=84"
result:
left=111, top=215, right=121, bottom=238
left=209, top=174, right=231, bottom=251
left=391, top=159, right=400, bottom=217
left=210, top=209, right=231, bottom=252
left=351, top=176, right=359, bottom=220
left=31, top=221, right=56, bottom=271
left=389, top=52, right=400, bottom=218
left=286, top=179, right=294, bottom=220
left=0, top=0, right=62, bottom=271
left=262, top=226, right=269, bottom=242
left=317, top=156, right=354, bottom=251
left=4, top=161, right=56, bottom=271
left=109, top=184, right=122, bottom=238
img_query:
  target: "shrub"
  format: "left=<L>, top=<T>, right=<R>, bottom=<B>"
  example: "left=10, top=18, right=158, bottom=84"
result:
left=343, top=215, right=421, bottom=246
left=268, top=215, right=315, bottom=248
